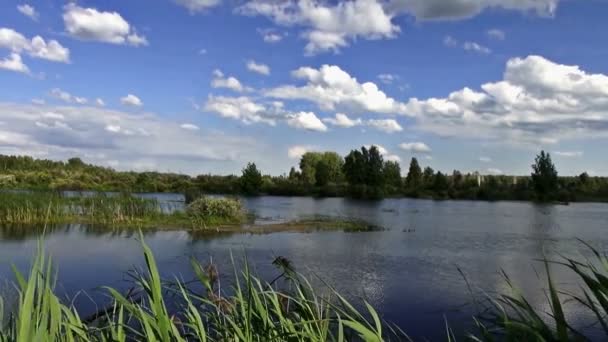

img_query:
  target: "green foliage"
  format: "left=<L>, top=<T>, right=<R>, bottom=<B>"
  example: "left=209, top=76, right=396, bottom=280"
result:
left=531, top=150, right=559, bottom=201
left=405, top=158, right=422, bottom=189
left=186, top=196, right=243, bottom=221
left=240, top=162, right=263, bottom=195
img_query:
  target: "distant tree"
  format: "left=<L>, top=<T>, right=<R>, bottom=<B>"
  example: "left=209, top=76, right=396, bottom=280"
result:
left=288, top=167, right=299, bottom=181
left=299, top=152, right=322, bottom=185
left=320, top=152, right=344, bottom=183
left=423, top=166, right=435, bottom=188
left=343, top=149, right=366, bottom=185
left=405, top=158, right=422, bottom=188
left=68, top=157, right=85, bottom=168
left=315, top=159, right=331, bottom=187
left=383, top=161, right=402, bottom=188
left=240, top=162, right=263, bottom=195
left=531, top=150, right=558, bottom=201
left=432, top=172, right=449, bottom=191
left=367, top=146, right=385, bottom=187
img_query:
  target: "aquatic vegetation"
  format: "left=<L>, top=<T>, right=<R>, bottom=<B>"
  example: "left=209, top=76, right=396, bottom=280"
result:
left=186, top=196, right=243, bottom=221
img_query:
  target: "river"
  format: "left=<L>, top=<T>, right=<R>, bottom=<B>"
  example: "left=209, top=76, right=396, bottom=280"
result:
left=1, top=195, right=607, bottom=340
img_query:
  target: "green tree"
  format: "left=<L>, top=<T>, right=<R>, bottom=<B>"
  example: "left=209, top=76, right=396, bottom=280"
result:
left=423, top=166, right=435, bottom=188
left=240, top=162, right=263, bottom=195
left=531, top=150, right=558, bottom=201
left=299, top=152, right=322, bottom=185
left=405, top=158, right=422, bottom=189
left=366, top=146, right=385, bottom=187
left=315, top=159, right=331, bottom=187
left=383, top=160, right=402, bottom=188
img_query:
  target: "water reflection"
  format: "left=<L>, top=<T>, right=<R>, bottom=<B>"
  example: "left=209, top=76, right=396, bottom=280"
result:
left=0, top=196, right=607, bottom=340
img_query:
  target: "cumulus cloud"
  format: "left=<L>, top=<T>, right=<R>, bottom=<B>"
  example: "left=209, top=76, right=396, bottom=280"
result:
left=487, top=29, right=505, bottom=40
left=0, top=27, right=70, bottom=63
left=95, top=98, right=105, bottom=106
left=211, top=69, right=250, bottom=92
left=479, top=156, right=492, bottom=162
left=120, top=94, right=143, bottom=107
left=399, top=142, right=431, bottom=153
left=50, top=88, right=87, bottom=104
left=180, top=123, right=200, bottom=130
left=266, top=64, right=408, bottom=114
left=17, top=4, right=39, bottom=21
left=204, top=95, right=277, bottom=125
left=247, top=60, right=270, bottom=75
left=238, top=0, right=399, bottom=55
left=487, top=168, right=503, bottom=175
left=175, top=0, right=222, bottom=13
left=257, top=28, right=284, bottom=43
left=366, top=144, right=400, bottom=162
left=554, top=151, right=583, bottom=157
left=287, top=111, right=327, bottom=132
left=366, top=119, right=403, bottom=133
left=63, top=4, right=148, bottom=46
left=288, top=145, right=316, bottom=159
left=388, top=0, right=559, bottom=20
left=444, top=35, right=491, bottom=54
left=0, top=102, right=259, bottom=174
left=404, top=55, right=608, bottom=145
left=0, top=53, right=29, bottom=73
left=377, top=73, right=398, bottom=84
left=322, top=113, right=362, bottom=127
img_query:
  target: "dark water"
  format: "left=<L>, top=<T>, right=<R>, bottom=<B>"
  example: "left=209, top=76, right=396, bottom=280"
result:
left=1, top=195, right=607, bottom=340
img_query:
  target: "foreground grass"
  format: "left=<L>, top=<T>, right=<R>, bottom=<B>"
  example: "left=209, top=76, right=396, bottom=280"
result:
left=1, top=236, right=608, bottom=341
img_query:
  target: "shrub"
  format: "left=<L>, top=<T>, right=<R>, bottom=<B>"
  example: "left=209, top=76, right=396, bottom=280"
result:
left=186, top=196, right=243, bottom=220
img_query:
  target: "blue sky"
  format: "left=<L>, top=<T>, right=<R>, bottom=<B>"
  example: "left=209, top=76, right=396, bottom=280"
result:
left=1, top=0, right=608, bottom=176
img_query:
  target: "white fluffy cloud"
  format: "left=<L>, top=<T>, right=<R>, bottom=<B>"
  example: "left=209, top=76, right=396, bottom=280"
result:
left=487, top=29, right=505, bottom=40
left=287, top=111, right=327, bottom=132
left=50, top=88, right=87, bottom=104
left=63, top=4, right=148, bottom=46
left=120, top=94, right=143, bottom=107
left=0, top=102, right=259, bottom=174
left=247, top=60, right=270, bottom=75
left=238, top=0, right=399, bottom=55
left=266, top=64, right=408, bottom=114
left=17, top=4, right=39, bottom=21
left=366, top=119, right=403, bottom=133
left=366, top=144, right=400, bottom=162
left=175, top=0, right=222, bottom=13
left=95, top=98, right=105, bottom=106
left=204, top=95, right=277, bottom=125
left=0, top=28, right=70, bottom=63
left=399, top=142, right=431, bottom=153
left=180, top=123, right=200, bottom=130
left=288, top=145, right=316, bottom=159
left=258, top=28, right=284, bottom=43
left=211, top=69, right=250, bottom=92
left=405, top=55, right=608, bottom=144
left=322, top=113, right=362, bottom=127
left=0, top=53, right=29, bottom=73
left=388, top=0, right=558, bottom=20
left=463, top=41, right=491, bottom=54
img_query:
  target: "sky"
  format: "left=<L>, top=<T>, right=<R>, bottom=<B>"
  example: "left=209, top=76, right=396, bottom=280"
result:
left=1, top=0, right=608, bottom=176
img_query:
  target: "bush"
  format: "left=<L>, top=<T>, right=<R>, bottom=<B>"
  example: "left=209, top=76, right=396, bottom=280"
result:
left=186, top=196, right=243, bottom=220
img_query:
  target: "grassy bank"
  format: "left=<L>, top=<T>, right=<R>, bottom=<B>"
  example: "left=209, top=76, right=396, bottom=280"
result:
left=1, top=236, right=608, bottom=341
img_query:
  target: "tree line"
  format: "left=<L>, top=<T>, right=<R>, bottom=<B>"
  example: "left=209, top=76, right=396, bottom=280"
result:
left=0, top=148, right=605, bottom=202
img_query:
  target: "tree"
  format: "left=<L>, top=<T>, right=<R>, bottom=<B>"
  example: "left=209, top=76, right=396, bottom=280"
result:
left=315, top=159, right=331, bottom=186
left=288, top=167, right=299, bottom=181
left=423, top=167, right=435, bottom=188
left=240, top=162, right=263, bottom=195
left=299, top=152, right=322, bottom=185
left=68, top=157, right=85, bottom=168
left=366, top=146, right=385, bottom=187
left=531, top=150, right=558, bottom=201
left=405, top=158, right=422, bottom=189
left=383, top=161, right=402, bottom=188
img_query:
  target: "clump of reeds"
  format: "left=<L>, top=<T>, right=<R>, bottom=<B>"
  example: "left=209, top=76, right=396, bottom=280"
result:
left=186, top=196, right=244, bottom=226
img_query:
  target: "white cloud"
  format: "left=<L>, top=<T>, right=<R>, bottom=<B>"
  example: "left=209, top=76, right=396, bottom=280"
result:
left=199, top=48, right=207, bottom=55
left=175, top=0, right=222, bottom=13
left=211, top=69, right=250, bottom=92
left=463, top=41, right=491, bottom=54
left=554, top=151, right=583, bottom=157
left=287, top=111, right=327, bottom=132
left=238, top=0, right=399, bottom=55
left=17, top=4, right=39, bottom=21
left=378, top=73, right=398, bottom=84
left=204, top=95, right=277, bottom=125
left=0, top=102, right=260, bottom=174
left=443, top=35, right=458, bottom=47
left=266, top=64, right=408, bottom=115
left=180, top=123, right=200, bottom=130
left=31, top=98, right=45, bottom=105
left=322, top=113, right=362, bottom=127
left=399, top=142, right=431, bottom=153
left=95, top=98, right=105, bottom=106
left=120, top=94, right=143, bottom=107
left=0, top=53, right=29, bottom=73
left=246, top=60, right=270, bottom=75
left=63, top=4, right=148, bottom=46
left=0, top=28, right=70, bottom=63
left=479, top=156, right=492, bottom=162
left=288, top=145, right=315, bottom=159
left=366, top=119, right=402, bottom=133
left=388, top=0, right=559, bottom=20
left=50, top=88, right=88, bottom=104
left=258, top=28, right=284, bottom=43
left=487, top=168, right=503, bottom=175
left=487, top=29, right=505, bottom=40
left=405, top=55, right=608, bottom=145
